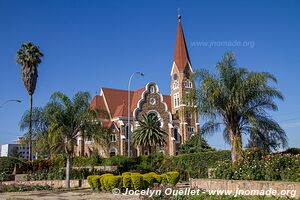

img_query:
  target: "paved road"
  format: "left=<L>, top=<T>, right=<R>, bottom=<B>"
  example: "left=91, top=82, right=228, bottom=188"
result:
left=0, top=189, right=140, bottom=200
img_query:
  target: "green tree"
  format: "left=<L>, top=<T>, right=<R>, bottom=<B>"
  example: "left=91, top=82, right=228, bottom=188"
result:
left=45, top=91, right=96, bottom=189
left=17, top=42, right=43, bottom=160
left=192, top=52, right=286, bottom=165
left=179, top=133, right=214, bottom=154
left=19, top=107, right=50, bottom=158
left=132, top=114, right=167, bottom=154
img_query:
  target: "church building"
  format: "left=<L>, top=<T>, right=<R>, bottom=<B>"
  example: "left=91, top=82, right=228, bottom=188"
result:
left=78, top=16, right=199, bottom=157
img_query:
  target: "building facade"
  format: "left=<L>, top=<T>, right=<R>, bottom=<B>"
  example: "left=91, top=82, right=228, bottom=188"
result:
left=78, top=16, right=199, bottom=157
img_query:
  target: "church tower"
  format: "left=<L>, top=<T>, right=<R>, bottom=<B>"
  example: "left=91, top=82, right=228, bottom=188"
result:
left=170, top=15, right=199, bottom=144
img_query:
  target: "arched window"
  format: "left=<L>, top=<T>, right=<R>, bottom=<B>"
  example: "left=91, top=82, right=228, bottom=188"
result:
left=111, top=134, right=116, bottom=142
left=109, top=148, right=117, bottom=157
left=184, top=80, right=193, bottom=88
left=125, top=124, right=129, bottom=140
left=173, top=127, right=181, bottom=143
left=150, top=86, right=155, bottom=93
left=173, top=80, right=179, bottom=89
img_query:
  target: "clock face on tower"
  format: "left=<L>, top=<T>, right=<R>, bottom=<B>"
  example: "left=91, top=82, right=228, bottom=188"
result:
left=173, top=73, right=178, bottom=80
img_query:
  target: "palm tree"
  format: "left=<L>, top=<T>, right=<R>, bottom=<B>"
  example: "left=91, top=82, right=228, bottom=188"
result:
left=17, top=42, right=43, bottom=160
left=193, top=52, right=287, bottom=165
left=132, top=113, right=167, bottom=154
left=45, top=91, right=95, bottom=189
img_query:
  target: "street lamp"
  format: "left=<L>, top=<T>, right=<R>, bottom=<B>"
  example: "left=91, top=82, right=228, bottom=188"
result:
left=0, top=99, right=22, bottom=108
left=128, top=72, right=144, bottom=157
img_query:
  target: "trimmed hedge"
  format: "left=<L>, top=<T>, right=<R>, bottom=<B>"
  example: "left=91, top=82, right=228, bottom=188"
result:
left=166, top=171, right=180, bottom=186
left=87, top=171, right=179, bottom=192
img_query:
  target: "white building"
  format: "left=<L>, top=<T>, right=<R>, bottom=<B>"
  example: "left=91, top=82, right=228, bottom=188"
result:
left=0, top=144, right=35, bottom=160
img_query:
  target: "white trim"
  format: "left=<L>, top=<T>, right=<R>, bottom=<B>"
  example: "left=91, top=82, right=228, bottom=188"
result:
left=133, top=82, right=172, bottom=123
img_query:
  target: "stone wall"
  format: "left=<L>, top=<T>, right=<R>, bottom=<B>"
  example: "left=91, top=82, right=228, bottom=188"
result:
left=190, top=179, right=300, bottom=198
left=3, top=179, right=90, bottom=189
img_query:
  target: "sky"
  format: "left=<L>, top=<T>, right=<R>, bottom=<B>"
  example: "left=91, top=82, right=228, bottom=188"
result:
left=0, top=0, right=299, bottom=150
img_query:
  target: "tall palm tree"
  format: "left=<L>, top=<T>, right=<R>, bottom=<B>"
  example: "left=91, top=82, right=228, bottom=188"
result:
left=193, top=52, right=287, bottom=165
left=17, top=42, right=43, bottom=160
left=45, top=91, right=95, bottom=189
left=132, top=114, right=167, bottom=154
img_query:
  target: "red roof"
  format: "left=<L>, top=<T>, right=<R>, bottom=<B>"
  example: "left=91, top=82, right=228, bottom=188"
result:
left=91, top=87, right=171, bottom=120
left=174, top=19, right=190, bottom=72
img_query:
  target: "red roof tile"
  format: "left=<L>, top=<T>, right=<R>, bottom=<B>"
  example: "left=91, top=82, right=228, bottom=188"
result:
left=174, top=19, right=190, bottom=72
left=91, top=86, right=171, bottom=119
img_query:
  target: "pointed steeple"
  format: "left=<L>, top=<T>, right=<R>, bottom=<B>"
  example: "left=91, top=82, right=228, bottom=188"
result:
left=173, top=14, right=190, bottom=72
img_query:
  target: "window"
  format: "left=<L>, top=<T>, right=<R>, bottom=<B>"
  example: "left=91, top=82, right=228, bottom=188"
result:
left=125, top=124, right=129, bottom=140
left=109, top=148, right=117, bottom=157
left=173, top=80, right=179, bottom=89
left=173, top=127, right=180, bottom=143
left=174, top=93, right=180, bottom=107
left=111, top=134, right=116, bottom=142
left=187, top=126, right=195, bottom=133
left=150, top=86, right=155, bottom=93
left=184, top=80, right=193, bottom=88
left=188, top=112, right=192, bottom=119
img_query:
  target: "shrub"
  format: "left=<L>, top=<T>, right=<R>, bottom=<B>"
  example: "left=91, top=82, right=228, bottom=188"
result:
left=147, top=172, right=161, bottom=184
left=0, top=157, right=24, bottom=174
left=160, top=173, right=168, bottom=184
left=122, top=172, right=131, bottom=176
left=166, top=171, right=180, bottom=186
left=100, top=174, right=113, bottom=191
left=157, top=150, right=231, bottom=181
left=131, top=173, right=144, bottom=190
left=143, top=173, right=155, bottom=188
left=215, top=153, right=300, bottom=182
left=102, top=156, right=139, bottom=173
left=92, top=175, right=102, bottom=191
left=108, top=175, right=122, bottom=191
left=123, top=174, right=132, bottom=189
left=87, top=175, right=94, bottom=189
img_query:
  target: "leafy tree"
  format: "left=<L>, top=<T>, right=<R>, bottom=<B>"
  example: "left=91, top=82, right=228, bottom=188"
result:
left=19, top=107, right=50, bottom=158
left=45, top=91, right=96, bottom=189
left=17, top=42, right=43, bottom=160
left=191, top=52, right=286, bottom=165
left=132, top=114, right=167, bottom=154
left=179, top=133, right=214, bottom=154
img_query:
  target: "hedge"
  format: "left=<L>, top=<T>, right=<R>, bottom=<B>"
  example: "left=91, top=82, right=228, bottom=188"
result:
left=87, top=171, right=179, bottom=192
left=214, top=149, right=300, bottom=182
left=0, top=157, right=25, bottom=174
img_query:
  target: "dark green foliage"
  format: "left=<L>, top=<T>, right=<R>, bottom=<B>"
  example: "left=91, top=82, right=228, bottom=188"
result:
left=102, top=155, right=139, bottom=173
left=0, top=184, right=51, bottom=193
left=0, top=157, right=25, bottom=174
left=215, top=149, right=300, bottom=182
left=179, top=134, right=214, bottom=154
left=158, top=151, right=231, bottom=181
left=132, top=114, right=167, bottom=153
left=282, top=148, right=300, bottom=155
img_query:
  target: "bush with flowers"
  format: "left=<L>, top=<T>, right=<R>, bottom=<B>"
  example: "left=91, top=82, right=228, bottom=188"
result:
left=214, top=148, right=300, bottom=182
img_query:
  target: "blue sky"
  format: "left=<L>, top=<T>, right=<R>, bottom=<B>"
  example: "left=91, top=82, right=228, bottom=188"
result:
left=0, top=0, right=299, bottom=149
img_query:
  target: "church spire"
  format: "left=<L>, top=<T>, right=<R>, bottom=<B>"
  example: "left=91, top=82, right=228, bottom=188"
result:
left=173, top=13, right=190, bottom=72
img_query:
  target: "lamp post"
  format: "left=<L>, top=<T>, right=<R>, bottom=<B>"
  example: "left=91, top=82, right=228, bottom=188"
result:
left=0, top=99, right=22, bottom=108
left=128, top=72, right=144, bottom=157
